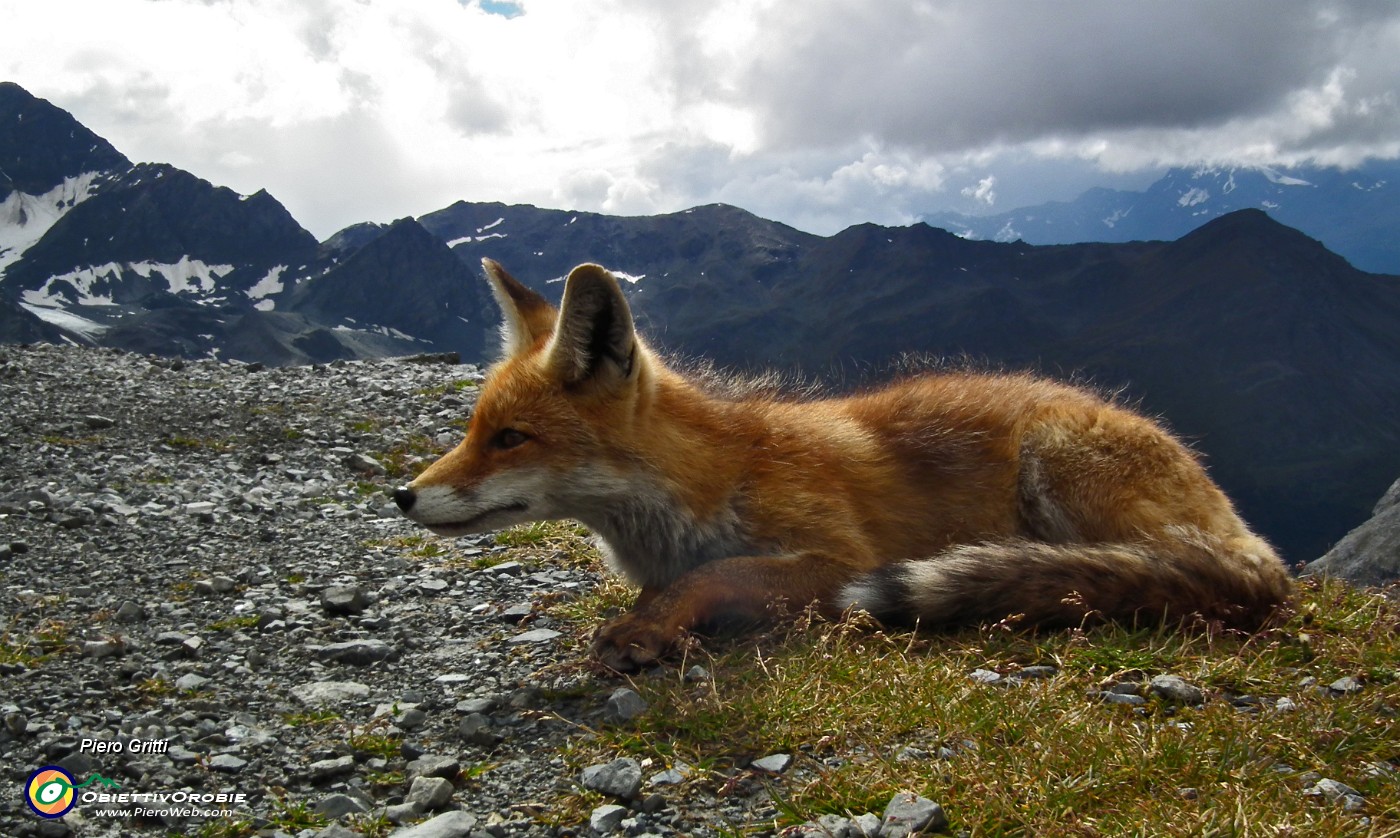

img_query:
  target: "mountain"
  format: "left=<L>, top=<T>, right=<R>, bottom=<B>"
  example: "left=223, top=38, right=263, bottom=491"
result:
left=2, top=81, right=1400, bottom=566
left=925, top=162, right=1400, bottom=275
left=0, top=83, right=499, bottom=365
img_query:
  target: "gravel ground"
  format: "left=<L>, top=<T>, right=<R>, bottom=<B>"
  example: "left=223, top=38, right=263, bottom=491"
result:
left=0, top=343, right=781, bottom=838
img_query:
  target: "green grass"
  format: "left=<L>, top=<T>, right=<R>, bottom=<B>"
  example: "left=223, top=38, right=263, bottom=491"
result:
left=538, top=569, right=1400, bottom=836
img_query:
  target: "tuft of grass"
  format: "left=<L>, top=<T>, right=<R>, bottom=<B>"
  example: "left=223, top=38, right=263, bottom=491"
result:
left=207, top=614, right=260, bottom=633
left=540, top=565, right=1400, bottom=836
left=492, top=520, right=601, bottom=568
left=416, top=378, right=481, bottom=398
left=282, top=709, right=343, bottom=728
left=374, top=435, right=442, bottom=479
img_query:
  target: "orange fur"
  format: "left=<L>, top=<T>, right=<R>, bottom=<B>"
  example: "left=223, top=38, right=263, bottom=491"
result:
left=397, top=260, right=1293, bottom=670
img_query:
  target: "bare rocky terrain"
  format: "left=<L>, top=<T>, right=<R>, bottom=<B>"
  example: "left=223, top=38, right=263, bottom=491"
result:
left=0, top=343, right=796, bottom=838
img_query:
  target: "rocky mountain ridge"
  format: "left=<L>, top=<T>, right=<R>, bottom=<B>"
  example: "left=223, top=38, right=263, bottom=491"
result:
left=925, top=162, right=1400, bottom=275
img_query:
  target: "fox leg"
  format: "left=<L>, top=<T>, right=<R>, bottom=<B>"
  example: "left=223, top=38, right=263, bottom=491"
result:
left=591, top=553, right=855, bottom=671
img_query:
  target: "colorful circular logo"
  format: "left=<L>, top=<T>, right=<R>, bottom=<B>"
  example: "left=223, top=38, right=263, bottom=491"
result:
left=25, top=766, right=77, bottom=819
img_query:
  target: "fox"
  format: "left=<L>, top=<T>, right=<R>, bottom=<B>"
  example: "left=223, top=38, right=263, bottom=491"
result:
left=393, top=258, right=1294, bottom=671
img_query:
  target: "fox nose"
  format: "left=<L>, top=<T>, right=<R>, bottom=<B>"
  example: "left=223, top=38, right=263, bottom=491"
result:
left=392, top=486, right=417, bottom=512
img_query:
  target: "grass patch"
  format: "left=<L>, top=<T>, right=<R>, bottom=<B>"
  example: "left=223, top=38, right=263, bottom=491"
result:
left=541, top=569, right=1400, bottom=836
left=208, top=614, right=261, bottom=632
left=417, top=378, right=481, bottom=398
left=282, top=709, right=343, bottom=728
left=492, top=520, right=601, bottom=568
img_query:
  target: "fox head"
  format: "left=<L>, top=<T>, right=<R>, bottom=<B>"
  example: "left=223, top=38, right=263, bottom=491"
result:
left=393, top=259, right=653, bottom=537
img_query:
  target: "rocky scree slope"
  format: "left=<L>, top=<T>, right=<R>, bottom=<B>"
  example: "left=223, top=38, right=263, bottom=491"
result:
left=0, top=344, right=618, bottom=837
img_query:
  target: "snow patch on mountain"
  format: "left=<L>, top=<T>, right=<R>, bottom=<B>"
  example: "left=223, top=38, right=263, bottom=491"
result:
left=0, top=171, right=105, bottom=274
left=128, top=256, right=234, bottom=296
left=21, top=263, right=123, bottom=307
left=18, top=304, right=109, bottom=339
left=1178, top=187, right=1210, bottom=208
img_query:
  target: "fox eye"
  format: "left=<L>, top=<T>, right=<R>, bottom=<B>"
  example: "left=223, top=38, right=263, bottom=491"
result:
left=492, top=428, right=530, bottom=450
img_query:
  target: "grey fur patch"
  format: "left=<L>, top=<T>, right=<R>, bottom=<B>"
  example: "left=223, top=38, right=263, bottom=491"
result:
left=1017, top=449, right=1079, bottom=542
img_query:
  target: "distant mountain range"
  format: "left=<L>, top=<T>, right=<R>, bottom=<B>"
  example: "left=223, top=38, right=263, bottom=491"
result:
left=925, top=162, right=1400, bottom=275
left=3, top=81, right=1399, bottom=566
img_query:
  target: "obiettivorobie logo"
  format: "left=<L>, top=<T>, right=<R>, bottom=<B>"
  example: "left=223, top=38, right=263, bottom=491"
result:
left=25, top=767, right=121, bottom=819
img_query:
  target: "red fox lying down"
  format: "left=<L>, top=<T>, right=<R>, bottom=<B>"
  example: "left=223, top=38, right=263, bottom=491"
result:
left=394, top=259, right=1293, bottom=671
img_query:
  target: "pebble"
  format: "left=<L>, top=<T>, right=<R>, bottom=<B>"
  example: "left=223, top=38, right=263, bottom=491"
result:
left=387, top=810, right=479, bottom=838
left=1149, top=674, right=1205, bottom=705
left=318, top=638, right=397, bottom=665
left=581, top=757, right=644, bottom=800
left=1328, top=676, right=1364, bottom=694
left=590, top=803, right=629, bottom=834
left=751, top=753, right=793, bottom=773
left=406, top=775, right=456, bottom=811
left=881, top=791, right=948, bottom=838
left=604, top=687, right=648, bottom=723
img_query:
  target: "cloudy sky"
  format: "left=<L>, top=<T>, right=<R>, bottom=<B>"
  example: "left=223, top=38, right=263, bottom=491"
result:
left=5, top=0, right=1399, bottom=240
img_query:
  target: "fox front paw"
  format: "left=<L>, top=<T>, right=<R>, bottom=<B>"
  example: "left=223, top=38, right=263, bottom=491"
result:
left=590, top=612, right=683, bottom=672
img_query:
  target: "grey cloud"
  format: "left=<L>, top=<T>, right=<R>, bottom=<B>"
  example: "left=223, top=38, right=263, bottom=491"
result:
left=723, top=0, right=1399, bottom=157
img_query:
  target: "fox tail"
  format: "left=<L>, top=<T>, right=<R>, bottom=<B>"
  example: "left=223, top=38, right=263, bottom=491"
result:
left=838, top=529, right=1292, bottom=630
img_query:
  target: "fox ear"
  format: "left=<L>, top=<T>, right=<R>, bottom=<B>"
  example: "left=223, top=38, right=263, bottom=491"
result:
left=547, top=263, right=637, bottom=387
left=482, top=259, right=556, bottom=357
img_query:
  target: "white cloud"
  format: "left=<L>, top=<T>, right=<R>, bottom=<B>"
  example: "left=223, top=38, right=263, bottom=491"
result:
left=961, top=176, right=997, bottom=207
left=2, top=0, right=1397, bottom=239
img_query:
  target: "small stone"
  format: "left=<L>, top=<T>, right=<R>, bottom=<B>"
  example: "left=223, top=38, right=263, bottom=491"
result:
left=82, top=639, right=125, bottom=659
left=684, top=665, right=711, bottom=682
left=318, top=639, right=395, bottom=665
left=604, top=687, right=648, bottom=724
left=509, top=628, right=561, bottom=644
left=83, top=415, right=116, bottom=429
left=405, top=775, right=455, bottom=811
left=456, top=697, right=496, bottom=714
left=408, top=754, right=460, bottom=780
left=589, top=803, right=628, bottom=834
left=5, top=712, right=28, bottom=737
left=314, top=824, right=361, bottom=838
left=1274, top=697, right=1298, bottom=713
left=314, top=793, right=369, bottom=819
left=581, top=757, right=643, bottom=800
left=968, top=668, right=1003, bottom=684
left=345, top=452, right=387, bottom=475
left=210, top=576, right=237, bottom=593
left=458, top=713, right=499, bottom=747
left=1328, top=676, right=1363, bottom=694
left=880, top=791, right=948, bottom=838
left=308, top=755, right=356, bottom=783
left=647, top=763, right=691, bottom=787
left=751, top=753, right=793, bottom=773
left=174, top=673, right=209, bottom=692
left=383, top=802, right=420, bottom=824
left=1306, top=778, right=1366, bottom=811
left=397, top=707, right=428, bottom=730
left=208, top=754, right=247, bottom=773
left=115, top=601, right=146, bottom=623
left=1150, top=674, right=1205, bottom=705
left=851, top=813, right=882, bottom=837
left=387, top=810, right=478, bottom=838
left=499, top=602, right=534, bottom=623
left=1012, top=665, right=1058, bottom=680
left=322, top=585, right=371, bottom=615
left=1096, top=691, right=1148, bottom=706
